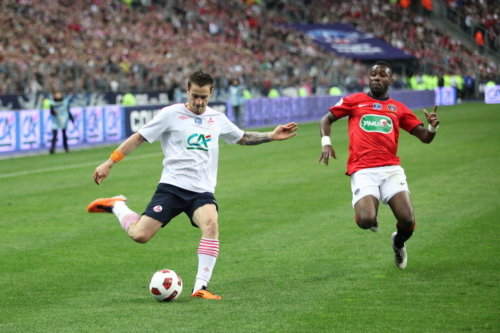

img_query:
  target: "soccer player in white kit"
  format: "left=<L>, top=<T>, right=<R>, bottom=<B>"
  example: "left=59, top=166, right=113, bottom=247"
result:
left=87, top=71, right=298, bottom=299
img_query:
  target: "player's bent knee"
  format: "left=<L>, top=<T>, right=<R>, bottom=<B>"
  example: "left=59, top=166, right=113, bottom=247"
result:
left=356, top=219, right=375, bottom=230
left=129, top=232, right=152, bottom=244
left=203, top=220, right=219, bottom=238
left=398, top=217, right=415, bottom=230
left=355, top=215, right=377, bottom=230
left=128, top=227, right=154, bottom=243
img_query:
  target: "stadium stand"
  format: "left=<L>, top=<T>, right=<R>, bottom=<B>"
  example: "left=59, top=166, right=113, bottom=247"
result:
left=0, top=0, right=498, bottom=98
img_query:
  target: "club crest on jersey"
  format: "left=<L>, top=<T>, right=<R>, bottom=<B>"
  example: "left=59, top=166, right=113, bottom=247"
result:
left=208, top=117, right=214, bottom=125
left=195, top=118, right=202, bottom=125
left=187, top=133, right=212, bottom=151
left=388, top=104, right=397, bottom=112
left=359, top=114, right=393, bottom=134
left=373, top=103, right=382, bottom=110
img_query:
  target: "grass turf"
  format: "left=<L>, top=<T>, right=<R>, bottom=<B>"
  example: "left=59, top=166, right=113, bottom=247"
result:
left=0, top=103, right=499, bottom=332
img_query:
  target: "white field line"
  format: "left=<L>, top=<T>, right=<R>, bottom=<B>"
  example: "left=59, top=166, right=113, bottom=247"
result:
left=0, top=152, right=163, bottom=179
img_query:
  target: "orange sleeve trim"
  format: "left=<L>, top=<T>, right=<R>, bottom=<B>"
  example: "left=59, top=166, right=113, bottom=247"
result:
left=110, top=149, right=125, bottom=163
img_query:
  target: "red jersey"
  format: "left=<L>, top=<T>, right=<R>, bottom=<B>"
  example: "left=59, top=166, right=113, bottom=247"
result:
left=329, top=93, right=423, bottom=175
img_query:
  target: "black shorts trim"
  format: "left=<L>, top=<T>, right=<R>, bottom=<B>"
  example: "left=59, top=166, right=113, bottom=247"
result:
left=142, top=183, right=218, bottom=228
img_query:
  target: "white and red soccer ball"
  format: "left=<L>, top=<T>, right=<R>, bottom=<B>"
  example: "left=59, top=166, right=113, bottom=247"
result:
left=149, top=269, right=183, bottom=302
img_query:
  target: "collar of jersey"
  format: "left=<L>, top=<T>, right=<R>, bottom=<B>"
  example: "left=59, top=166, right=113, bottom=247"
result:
left=366, top=92, right=390, bottom=101
left=184, top=103, right=207, bottom=116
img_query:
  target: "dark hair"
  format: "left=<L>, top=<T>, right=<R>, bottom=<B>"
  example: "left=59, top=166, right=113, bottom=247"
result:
left=188, top=71, right=214, bottom=89
left=372, top=61, right=392, bottom=75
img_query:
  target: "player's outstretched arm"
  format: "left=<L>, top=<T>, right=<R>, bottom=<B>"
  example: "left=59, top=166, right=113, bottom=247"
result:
left=237, top=122, right=298, bottom=145
left=93, top=133, right=147, bottom=185
left=318, top=112, right=338, bottom=166
left=411, top=105, right=440, bottom=144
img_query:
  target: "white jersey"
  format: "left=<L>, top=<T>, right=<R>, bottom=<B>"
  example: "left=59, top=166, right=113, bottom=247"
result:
left=139, top=103, right=244, bottom=193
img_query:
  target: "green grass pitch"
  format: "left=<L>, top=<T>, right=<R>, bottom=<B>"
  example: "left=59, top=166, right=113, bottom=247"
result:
left=0, top=103, right=499, bottom=332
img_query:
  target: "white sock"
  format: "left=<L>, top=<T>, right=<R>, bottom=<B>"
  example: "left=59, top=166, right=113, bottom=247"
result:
left=193, top=278, right=209, bottom=293
left=112, top=201, right=139, bottom=231
left=193, top=238, right=219, bottom=291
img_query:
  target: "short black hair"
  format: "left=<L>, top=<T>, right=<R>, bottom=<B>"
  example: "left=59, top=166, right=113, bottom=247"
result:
left=188, top=71, right=214, bottom=89
left=371, top=61, right=392, bottom=77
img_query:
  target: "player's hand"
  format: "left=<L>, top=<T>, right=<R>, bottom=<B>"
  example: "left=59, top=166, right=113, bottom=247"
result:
left=93, top=161, right=113, bottom=185
left=318, top=145, right=337, bottom=166
left=423, top=105, right=439, bottom=127
left=272, top=122, right=298, bottom=140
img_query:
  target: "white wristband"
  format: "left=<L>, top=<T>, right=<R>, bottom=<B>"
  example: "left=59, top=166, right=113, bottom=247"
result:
left=321, top=136, right=332, bottom=146
left=428, top=124, right=439, bottom=133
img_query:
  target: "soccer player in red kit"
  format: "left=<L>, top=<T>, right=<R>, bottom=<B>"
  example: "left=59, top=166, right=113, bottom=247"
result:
left=318, top=61, right=440, bottom=269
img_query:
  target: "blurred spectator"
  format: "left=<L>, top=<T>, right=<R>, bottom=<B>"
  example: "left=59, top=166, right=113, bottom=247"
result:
left=49, top=91, right=73, bottom=154
left=122, top=92, right=136, bottom=106
left=228, top=78, right=245, bottom=128
left=328, top=86, right=343, bottom=96
left=475, top=30, right=485, bottom=54
left=463, top=72, right=475, bottom=100
left=26, top=74, right=43, bottom=94
left=268, top=86, right=280, bottom=98
left=391, top=73, right=406, bottom=90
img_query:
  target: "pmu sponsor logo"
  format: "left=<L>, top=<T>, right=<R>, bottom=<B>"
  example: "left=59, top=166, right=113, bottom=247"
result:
left=359, top=114, right=393, bottom=134
left=187, top=133, right=212, bottom=151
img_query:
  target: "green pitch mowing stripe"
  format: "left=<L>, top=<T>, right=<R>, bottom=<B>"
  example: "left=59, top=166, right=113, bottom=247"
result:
left=0, top=103, right=498, bottom=332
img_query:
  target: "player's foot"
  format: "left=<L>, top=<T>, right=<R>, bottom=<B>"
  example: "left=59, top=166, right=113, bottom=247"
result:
left=370, top=219, right=379, bottom=232
left=191, top=286, right=221, bottom=299
left=391, top=232, right=407, bottom=269
left=87, top=195, right=127, bottom=213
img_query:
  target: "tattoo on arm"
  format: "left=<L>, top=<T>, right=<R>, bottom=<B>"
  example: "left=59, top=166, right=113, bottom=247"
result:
left=242, top=132, right=271, bottom=145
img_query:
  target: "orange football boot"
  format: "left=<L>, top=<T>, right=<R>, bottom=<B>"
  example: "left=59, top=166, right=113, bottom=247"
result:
left=87, top=195, right=127, bottom=213
left=191, top=286, right=221, bottom=300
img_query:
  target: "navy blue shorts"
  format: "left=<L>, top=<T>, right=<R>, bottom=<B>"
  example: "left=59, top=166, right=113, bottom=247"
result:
left=143, top=183, right=218, bottom=228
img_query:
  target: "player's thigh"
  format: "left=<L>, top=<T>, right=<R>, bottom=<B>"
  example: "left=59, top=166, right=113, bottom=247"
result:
left=387, top=191, right=414, bottom=223
left=354, top=194, right=379, bottom=220
left=129, top=215, right=163, bottom=240
left=380, top=166, right=410, bottom=206
left=351, top=170, right=381, bottom=209
left=191, top=204, right=218, bottom=233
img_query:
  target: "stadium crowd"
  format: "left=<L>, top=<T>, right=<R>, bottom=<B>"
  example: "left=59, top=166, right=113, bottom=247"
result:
left=0, top=0, right=498, bottom=98
left=445, top=0, right=500, bottom=52
left=305, top=0, right=498, bottom=83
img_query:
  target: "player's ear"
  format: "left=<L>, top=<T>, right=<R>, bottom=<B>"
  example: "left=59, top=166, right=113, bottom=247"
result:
left=185, top=85, right=189, bottom=93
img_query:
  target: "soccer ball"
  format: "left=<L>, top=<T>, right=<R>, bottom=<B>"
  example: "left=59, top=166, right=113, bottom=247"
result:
left=149, top=269, right=183, bottom=302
